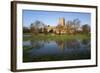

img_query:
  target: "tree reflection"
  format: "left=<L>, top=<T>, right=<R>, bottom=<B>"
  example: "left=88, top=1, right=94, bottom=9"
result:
left=55, top=39, right=90, bottom=52
left=30, top=40, right=45, bottom=49
left=81, top=39, right=91, bottom=49
left=66, top=39, right=81, bottom=49
left=23, top=39, right=90, bottom=62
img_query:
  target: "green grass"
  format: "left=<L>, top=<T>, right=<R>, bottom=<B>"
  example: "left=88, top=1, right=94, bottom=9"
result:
left=23, top=33, right=90, bottom=41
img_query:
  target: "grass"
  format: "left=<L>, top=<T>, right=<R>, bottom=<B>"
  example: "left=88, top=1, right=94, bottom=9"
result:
left=23, top=33, right=90, bottom=41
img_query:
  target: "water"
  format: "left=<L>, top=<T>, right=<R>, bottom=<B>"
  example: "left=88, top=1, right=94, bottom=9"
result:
left=23, top=39, right=91, bottom=62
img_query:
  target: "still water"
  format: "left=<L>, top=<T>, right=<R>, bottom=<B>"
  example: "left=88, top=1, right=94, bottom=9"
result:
left=23, top=39, right=91, bottom=62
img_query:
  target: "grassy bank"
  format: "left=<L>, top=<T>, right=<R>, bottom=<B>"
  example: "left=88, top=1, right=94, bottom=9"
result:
left=23, top=33, right=90, bottom=41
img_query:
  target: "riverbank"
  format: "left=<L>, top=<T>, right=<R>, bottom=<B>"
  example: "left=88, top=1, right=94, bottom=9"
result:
left=23, top=33, right=90, bottom=41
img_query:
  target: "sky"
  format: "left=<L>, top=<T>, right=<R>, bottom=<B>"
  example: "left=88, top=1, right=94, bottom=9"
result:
left=23, top=10, right=91, bottom=27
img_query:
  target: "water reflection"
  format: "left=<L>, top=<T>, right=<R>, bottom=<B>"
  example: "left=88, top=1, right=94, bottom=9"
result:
left=23, top=39, right=91, bottom=62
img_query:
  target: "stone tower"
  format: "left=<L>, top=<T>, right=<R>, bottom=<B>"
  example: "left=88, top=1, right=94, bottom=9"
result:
left=58, top=18, right=65, bottom=26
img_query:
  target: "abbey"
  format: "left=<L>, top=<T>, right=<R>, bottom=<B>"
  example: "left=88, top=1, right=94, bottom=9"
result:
left=30, top=17, right=81, bottom=35
left=45, top=17, right=68, bottom=34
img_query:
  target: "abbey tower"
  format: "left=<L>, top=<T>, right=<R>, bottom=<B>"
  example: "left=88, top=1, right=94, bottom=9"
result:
left=58, top=18, right=65, bottom=26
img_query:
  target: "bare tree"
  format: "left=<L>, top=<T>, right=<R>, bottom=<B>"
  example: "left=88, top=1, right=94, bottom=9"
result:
left=72, top=18, right=80, bottom=34
left=30, top=20, right=46, bottom=35
left=66, top=21, right=74, bottom=34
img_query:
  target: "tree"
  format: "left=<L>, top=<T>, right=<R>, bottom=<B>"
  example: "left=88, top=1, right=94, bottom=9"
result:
left=65, top=19, right=80, bottom=35
left=30, top=25, right=39, bottom=35
left=56, top=25, right=66, bottom=35
left=43, top=27, right=48, bottom=34
left=23, top=27, right=30, bottom=33
left=66, top=20, right=74, bottom=34
left=72, top=19, right=80, bottom=34
left=82, top=24, right=90, bottom=34
left=30, top=20, right=46, bottom=34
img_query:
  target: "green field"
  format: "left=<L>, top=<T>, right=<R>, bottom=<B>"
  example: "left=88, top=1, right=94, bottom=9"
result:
left=23, top=33, right=90, bottom=41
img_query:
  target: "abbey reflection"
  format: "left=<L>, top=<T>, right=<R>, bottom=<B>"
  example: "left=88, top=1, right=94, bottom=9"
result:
left=29, top=39, right=86, bottom=53
left=56, top=40, right=81, bottom=52
left=56, top=41, right=65, bottom=52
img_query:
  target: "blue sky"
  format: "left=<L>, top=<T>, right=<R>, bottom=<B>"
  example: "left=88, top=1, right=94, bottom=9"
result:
left=23, top=10, right=91, bottom=27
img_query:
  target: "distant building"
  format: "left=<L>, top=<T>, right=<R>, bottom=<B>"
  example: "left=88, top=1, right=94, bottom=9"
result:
left=30, top=18, right=67, bottom=34
left=58, top=18, right=65, bottom=26
left=54, top=17, right=66, bottom=34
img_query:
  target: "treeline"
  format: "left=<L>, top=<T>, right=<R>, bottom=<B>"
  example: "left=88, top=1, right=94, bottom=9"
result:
left=23, top=19, right=90, bottom=35
left=65, top=19, right=90, bottom=34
